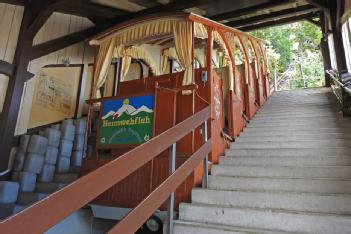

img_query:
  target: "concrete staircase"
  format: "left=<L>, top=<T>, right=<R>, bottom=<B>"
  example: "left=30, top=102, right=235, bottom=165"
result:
left=174, top=88, right=351, bottom=234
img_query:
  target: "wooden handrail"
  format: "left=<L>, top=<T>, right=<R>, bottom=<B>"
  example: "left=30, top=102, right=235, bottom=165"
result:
left=109, top=140, right=212, bottom=234
left=0, top=106, right=211, bottom=233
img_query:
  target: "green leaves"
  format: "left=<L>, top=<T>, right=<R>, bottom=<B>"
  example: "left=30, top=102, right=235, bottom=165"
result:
left=251, top=21, right=324, bottom=88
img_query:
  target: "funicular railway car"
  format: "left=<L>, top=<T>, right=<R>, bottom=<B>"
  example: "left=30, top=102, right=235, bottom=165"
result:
left=81, top=12, right=269, bottom=230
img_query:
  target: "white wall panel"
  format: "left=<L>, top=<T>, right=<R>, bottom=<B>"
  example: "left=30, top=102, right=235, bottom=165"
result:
left=0, top=4, right=24, bottom=113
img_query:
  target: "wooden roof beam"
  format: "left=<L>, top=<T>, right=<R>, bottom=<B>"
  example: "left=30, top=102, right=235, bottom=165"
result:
left=306, top=17, right=321, bottom=27
left=0, top=0, right=27, bottom=5
left=0, top=60, right=13, bottom=76
left=229, top=5, right=320, bottom=28
left=108, top=0, right=212, bottom=24
left=56, top=2, right=129, bottom=19
left=240, top=12, right=319, bottom=31
left=210, top=0, right=293, bottom=22
left=29, top=26, right=101, bottom=60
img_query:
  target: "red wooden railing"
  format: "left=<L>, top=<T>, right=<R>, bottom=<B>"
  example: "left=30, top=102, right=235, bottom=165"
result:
left=0, top=106, right=211, bottom=234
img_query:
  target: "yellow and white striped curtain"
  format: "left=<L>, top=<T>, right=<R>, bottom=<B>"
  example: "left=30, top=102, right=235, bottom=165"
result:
left=92, top=38, right=116, bottom=98
left=91, top=18, right=193, bottom=94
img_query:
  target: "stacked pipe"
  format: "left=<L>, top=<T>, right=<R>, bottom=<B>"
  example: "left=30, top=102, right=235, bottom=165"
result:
left=56, top=120, right=75, bottom=173
left=12, top=135, right=48, bottom=192
left=71, top=118, right=87, bottom=167
left=40, top=127, right=61, bottom=182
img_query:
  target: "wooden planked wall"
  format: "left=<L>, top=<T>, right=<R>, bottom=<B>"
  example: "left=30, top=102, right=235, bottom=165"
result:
left=0, top=4, right=23, bottom=113
left=0, top=3, right=96, bottom=135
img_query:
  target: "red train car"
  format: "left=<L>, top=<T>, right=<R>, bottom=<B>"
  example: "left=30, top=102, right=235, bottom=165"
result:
left=81, top=12, right=269, bottom=219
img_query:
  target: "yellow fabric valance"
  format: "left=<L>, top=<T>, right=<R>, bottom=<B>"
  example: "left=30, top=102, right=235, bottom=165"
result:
left=114, top=45, right=161, bottom=80
left=194, top=22, right=208, bottom=39
left=92, top=18, right=193, bottom=94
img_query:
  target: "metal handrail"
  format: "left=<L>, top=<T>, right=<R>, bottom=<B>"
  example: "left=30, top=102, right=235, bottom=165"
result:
left=327, top=69, right=351, bottom=94
left=0, top=106, right=211, bottom=234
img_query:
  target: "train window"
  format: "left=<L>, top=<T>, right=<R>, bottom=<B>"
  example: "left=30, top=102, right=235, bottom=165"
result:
left=194, top=59, right=201, bottom=69
left=123, top=61, right=143, bottom=82
left=172, top=59, right=183, bottom=73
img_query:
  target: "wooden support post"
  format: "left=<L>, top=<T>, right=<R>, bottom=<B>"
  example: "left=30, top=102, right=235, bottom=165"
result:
left=0, top=8, right=37, bottom=172
left=330, top=0, right=348, bottom=72
left=320, top=12, right=332, bottom=87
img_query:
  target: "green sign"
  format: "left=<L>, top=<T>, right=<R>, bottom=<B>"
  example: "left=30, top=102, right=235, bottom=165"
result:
left=98, top=95, right=154, bottom=146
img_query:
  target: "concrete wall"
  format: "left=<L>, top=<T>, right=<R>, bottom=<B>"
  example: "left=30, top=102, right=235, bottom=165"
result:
left=0, top=3, right=95, bottom=135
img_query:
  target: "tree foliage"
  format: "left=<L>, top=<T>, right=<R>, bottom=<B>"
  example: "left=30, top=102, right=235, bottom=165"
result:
left=251, top=21, right=324, bottom=89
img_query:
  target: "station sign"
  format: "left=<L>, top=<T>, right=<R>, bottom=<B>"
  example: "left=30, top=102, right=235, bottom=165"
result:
left=98, top=94, right=155, bottom=146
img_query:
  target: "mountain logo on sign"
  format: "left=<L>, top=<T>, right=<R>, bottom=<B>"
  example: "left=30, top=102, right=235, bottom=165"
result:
left=102, top=98, right=153, bottom=120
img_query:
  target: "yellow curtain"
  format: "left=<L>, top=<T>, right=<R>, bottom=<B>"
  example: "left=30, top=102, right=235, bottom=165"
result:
left=161, top=47, right=182, bottom=74
left=92, top=38, right=116, bottom=97
left=91, top=18, right=193, bottom=86
left=173, top=21, right=193, bottom=85
left=194, top=22, right=208, bottom=39
left=213, top=31, right=231, bottom=65
left=194, top=48, right=206, bottom=67
left=114, top=45, right=161, bottom=77
left=227, top=63, right=234, bottom=91
left=161, top=49, right=169, bottom=74
left=120, top=56, right=131, bottom=81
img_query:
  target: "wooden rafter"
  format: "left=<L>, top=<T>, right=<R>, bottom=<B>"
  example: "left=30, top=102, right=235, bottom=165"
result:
left=210, top=0, right=293, bottom=22
left=107, top=0, right=212, bottom=24
left=240, top=12, right=319, bottom=31
left=228, top=5, right=319, bottom=28
left=0, top=60, right=13, bottom=76
left=29, top=26, right=101, bottom=60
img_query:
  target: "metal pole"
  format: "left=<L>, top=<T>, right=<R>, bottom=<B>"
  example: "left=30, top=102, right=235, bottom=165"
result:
left=274, top=69, right=278, bottom=91
left=166, top=143, right=176, bottom=234
left=202, top=120, right=209, bottom=188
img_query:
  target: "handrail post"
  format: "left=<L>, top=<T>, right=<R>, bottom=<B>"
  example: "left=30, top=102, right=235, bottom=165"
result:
left=166, top=143, right=176, bottom=234
left=202, top=120, right=209, bottom=188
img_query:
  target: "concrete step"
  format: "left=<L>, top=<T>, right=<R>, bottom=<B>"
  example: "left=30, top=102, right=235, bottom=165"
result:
left=179, top=203, right=351, bottom=234
left=257, top=106, right=337, bottom=113
left=225, top=148, right=351, bottom=157
left=192, top=189, right=351, bottom=215
left=243, top=128, right=350, bottom=134
left=219, top=155, right=351, bottom=166
left=212, top=165, right=351, bottom=179
left=17, top=192, right=49, bottom=205
left=35, top=182, right=67, bottom=193
left=246, top=123, right=351, bottom=129
left=237, top=134, right=351, bottom=141
left=230, top=141, right=351, bottom=149
left=173, top=220, right=295, bottom=234
left=256, top=109, right=339, bottom=115
left=251, top=118, right=345, bottom=125
left=254, top=111, right=340, bottom=117
left=54, top=173, right=79, bottom=183
left=208, top=176, right=351, bottom=194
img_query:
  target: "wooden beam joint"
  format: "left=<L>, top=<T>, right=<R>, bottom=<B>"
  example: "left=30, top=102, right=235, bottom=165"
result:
left=0, top=60, right=14, bottom=76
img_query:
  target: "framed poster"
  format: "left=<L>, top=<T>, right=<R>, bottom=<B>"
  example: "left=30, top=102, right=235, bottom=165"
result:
left=98, top=94, right=155, bottom=146
left=29, top=66, right=82, bottom=129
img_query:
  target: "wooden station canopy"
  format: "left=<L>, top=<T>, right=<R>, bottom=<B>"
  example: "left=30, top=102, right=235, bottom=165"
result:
left=0, top=0, right=346, bottom=174
left=2, top=0, right=326, bottom=34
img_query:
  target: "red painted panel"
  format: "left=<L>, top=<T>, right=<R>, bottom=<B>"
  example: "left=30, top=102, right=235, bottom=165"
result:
left=81, top=158, right=152, bottom=208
